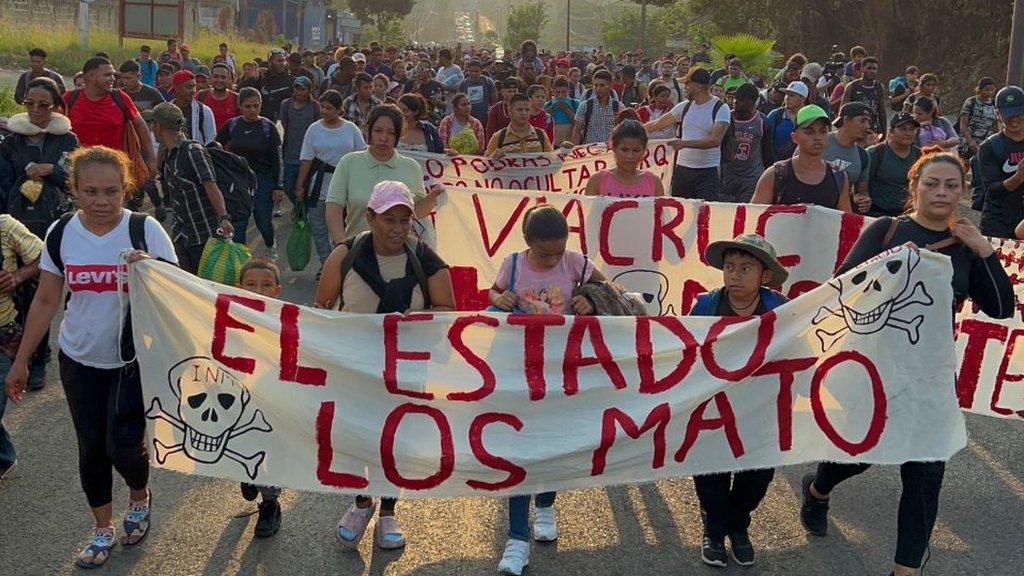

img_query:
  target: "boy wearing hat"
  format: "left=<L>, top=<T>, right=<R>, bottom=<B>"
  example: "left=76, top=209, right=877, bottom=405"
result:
left=690, top=233, right=788, bottom=568
left=980, top=85, right=1024, bottom=239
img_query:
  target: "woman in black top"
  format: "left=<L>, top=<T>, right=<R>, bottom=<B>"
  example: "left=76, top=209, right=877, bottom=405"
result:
left=215, top=87, right=283, bottom=257
left=800, top=148, right=1014, bottom=576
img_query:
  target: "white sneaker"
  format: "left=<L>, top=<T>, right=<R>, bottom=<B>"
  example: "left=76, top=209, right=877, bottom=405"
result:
left=497, top=539, right=530, bottom=575
left=533, top=506, right=558, bottom=542
left=267, top=244, right=280, bottom=261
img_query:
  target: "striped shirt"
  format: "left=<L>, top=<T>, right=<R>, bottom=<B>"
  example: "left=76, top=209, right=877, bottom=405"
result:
left=161, top=140, right=221, bottom=248
left=0, top=215, right=44, bottom=326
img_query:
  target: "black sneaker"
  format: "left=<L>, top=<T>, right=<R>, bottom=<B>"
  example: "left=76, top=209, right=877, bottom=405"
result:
left=0, top=459, right=16, bottom=482
left=800, top=473, right=829, bottom=537
left=240, top=482, right=259, bottom=501
left=254, top=499, right=281, bottom=538
left=728, top=531, right=755, bottom=566
left=26, top=364, right=45, bottom=391
left=701, top=535, right=728, bottom=568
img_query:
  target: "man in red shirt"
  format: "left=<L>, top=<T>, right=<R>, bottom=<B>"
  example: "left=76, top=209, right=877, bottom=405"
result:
left=197, top=62, right=238, bottom=131
left=64, top=56, right=155, bottom=173
left=486, top=77, right=522, bottom=143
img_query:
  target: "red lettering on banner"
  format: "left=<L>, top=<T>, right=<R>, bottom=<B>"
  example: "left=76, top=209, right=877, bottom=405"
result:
left=732, top=204, right=747, bottom=239
left=592, top=403, right=671, bottom=475
left=446, top=315, right=500, bottom=401
left=561, top=199, right=588, bottom=251
left=600, top=200, right=639, bottom=266
left=680, top=279, right=708, bottom=315
left=380, top=403, right=455, bottom=490
left=787, top=280, right=822, bottom=300
left=563, top=317, right=627, bottom=395
left=473, top=193, right=531, bottom=257
left=835, top=213, right=867, bottom=271
left=652, top=198, right=686, bottom=262
left=450, top=156, right=467, bottom=177
left=315, top=401, right=370, bottom=489
left=424, top=158, right=446, bottom=180
left=508, top=315, right=566, bottom=400
left=695, top=203, right=712, bottom=266
left=700, top=312, right=775, bottom=381
left=279, top=303, right=327, bottom=386
left=211, top=294, right=262, bottom=374
left=466, top=413, right=527, bottom=490
left=448, top=266, right=490, bottom=310
left=753, top=358, right=817, bottom=451
left=991, top=328, right=1024, bottom=417
left=382, top=314, right=434, bottom=400
left=675, top=392, right=744, bottom=462
left=811, top=351, right=886, bottom=456
left=956, top=319, right=1008, bottom=409
left=636, top=317, right=699, bottom=393
left=755, top=205, right=806, bottom=267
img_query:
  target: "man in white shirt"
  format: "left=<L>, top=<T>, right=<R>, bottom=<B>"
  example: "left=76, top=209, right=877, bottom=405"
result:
left=170, top=70, right=216, bottom=145
left=644, top=67, right=731, bottom=200
left=435, top=48, right=465, bottom=115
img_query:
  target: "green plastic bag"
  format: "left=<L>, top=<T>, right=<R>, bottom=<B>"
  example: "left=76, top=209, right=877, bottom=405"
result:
left=286, top=200, right=312, bottom=272
left=198, top=236, right=252, bottom=286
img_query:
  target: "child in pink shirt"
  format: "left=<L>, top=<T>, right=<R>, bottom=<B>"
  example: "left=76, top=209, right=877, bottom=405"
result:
left=585, top=119, right=666, bottom=198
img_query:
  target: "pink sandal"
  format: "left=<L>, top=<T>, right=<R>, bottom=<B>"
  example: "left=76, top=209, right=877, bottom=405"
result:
left=336, top=501, right=376, bottom=547
left=374, top=515, right=406, bottom=549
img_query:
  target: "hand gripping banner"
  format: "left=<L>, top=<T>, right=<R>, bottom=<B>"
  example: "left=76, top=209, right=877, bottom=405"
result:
left=131, top=253, right=964, bottom=498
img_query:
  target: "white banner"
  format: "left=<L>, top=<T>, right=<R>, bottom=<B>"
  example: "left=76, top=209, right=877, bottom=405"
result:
left=433, top=188, right=1024, bottom=420
left=131, top=255, right=964, bottom=497
left=404, top=141, right=675, bottom=195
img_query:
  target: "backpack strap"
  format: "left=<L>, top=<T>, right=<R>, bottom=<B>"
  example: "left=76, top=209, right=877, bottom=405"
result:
left=128, top=212, right=149, bottom=252
left=677, top=101, right=693, bottom=138
left=45, top=212, right=75, bottom=274
left=881, top=216, right=900, bottom=249
left=404, top=239, right=431, bottom=309
left=508, top=252, right=519, bottom=293
left=337, top=231, right=371, bottom=310
left=496, top=127, right=508, bottom=149
left=66, top=89, right=81, bottom=112
left=109, top=90, right=132, bottom=122
left=772, top=159, right=791, bottom=204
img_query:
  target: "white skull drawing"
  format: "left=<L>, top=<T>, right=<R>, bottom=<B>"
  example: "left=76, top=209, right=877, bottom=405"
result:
left=171, top=357, right=249, bottom=463
left=833, top=249, right=915, bottom=334
left=613, top=269, right=674, bottom=316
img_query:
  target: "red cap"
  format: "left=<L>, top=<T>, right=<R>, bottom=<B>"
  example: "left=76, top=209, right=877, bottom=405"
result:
left=178, top=44, right=190, bottom=52
left=171, top=70, right=195, bottom=89
left=555, top=58, right=570, bottom=67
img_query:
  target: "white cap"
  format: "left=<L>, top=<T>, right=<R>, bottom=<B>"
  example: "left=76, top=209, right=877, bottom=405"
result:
left=783, top=80, right=809, bottom=99
left=352, top=52, right=366, bottom=62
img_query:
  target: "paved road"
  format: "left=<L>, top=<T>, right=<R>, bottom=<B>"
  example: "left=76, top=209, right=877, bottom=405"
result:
left=0, top=209, right=1022, bottom=576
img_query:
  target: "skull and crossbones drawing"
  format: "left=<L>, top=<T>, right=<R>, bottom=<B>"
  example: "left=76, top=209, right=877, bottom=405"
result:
left=812, top=248, right=934, bottom=352
left=146, top=356, right=272, bottom=480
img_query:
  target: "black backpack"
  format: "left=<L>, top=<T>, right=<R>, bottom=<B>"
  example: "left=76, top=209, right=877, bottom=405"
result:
left=337, top=231, right=430, bottom=311
left=201, top=143, right=257, bottom=223
left=7, top=177, right=68, bottom=242
left=677, top=98, right=736, bottom=164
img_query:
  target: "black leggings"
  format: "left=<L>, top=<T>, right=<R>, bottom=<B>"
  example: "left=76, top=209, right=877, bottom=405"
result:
left=815, top=461, right=945, bottom=568
left=60, top=352, right=149, bottom=509
left=357, top=496, right=397, bottom=513
left=694, top=468, right=775, bottom=539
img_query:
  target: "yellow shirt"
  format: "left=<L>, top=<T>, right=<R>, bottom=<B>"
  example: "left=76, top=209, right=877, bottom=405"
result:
left=0, top=214, right=44, bottom=326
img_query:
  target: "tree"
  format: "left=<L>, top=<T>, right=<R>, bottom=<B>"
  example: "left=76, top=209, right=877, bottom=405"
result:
left=601, top=6, right=668, bottom=55
left=709, top=34, right=781, bottom=78
left=505, top=1, right=548, bottom=49
left=625, top=0, right=673, bottom=52
left=348, top=0, right=416, bottom=41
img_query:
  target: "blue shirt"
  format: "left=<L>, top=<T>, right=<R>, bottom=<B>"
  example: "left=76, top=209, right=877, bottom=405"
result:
left=137, top=58, right=159, bottom=87
left=767, top=108, right=798, bottom=160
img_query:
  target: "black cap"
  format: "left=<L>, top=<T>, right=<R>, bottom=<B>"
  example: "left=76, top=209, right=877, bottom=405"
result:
left=890, top=111, right=921, bottom=129
left=833, top=102, right=873, bottom=127
left=686, top=67, right=712, bottom=85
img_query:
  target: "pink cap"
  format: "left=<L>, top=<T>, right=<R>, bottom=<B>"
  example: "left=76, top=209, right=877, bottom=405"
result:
left=368, top=180, right=414, bottom=214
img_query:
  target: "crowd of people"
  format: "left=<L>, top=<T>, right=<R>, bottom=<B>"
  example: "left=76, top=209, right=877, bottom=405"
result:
left=0, top=34, right=1020, bottom=576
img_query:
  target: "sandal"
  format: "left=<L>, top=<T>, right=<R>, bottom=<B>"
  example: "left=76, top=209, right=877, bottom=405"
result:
left=75, top=527, right=116, bottom=569
left=122, top=490, right=152, bottom=547
left=336, top=500, right=376, bottom=548
left=374, top=515, right=406, bottom=549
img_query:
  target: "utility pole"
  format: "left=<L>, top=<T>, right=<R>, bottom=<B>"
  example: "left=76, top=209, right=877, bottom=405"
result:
left=1010, top=0, right=1024, bottom=86
left=78, top=0, right=95, bottom=49
left=565, top=0, right=570, bottom=52
left=638, top=0, right=647, bottom=53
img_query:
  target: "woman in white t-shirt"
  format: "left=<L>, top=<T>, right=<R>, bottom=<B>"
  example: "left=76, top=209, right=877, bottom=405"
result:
left=295, top=89, right=368, bottom=267
left=4, top=146, right=178, bottom=569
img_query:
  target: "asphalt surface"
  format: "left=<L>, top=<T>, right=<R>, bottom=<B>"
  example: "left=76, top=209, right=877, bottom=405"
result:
left=0, top=206, right=1022, bottom=576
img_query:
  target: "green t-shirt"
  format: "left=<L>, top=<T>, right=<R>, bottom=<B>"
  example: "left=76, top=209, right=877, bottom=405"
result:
left=866, top=143, right=922, bottom=217
left=718, top=75, right=750, bottom=93
left=325, top=150, right=427, bottom=236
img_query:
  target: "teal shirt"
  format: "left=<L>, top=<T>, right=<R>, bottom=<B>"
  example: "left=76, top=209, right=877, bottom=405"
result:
left=866, top=143, right=922, bottom=217
left=325, top=150, right=427, bottom=236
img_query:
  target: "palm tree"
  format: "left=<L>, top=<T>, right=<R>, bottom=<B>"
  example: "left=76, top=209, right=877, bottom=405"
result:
left=708, top=34, right=782, bottom=78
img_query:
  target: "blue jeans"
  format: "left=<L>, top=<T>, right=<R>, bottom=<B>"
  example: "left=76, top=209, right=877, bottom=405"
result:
left=308, top=195, right=331, bottom=264
left=251, top=173, right=277, bottom=248
left=0, top=354, right=15, bottom=466
left=283, top=163, right=301, bottom=206
left=508, top=491, right=556, bottom=541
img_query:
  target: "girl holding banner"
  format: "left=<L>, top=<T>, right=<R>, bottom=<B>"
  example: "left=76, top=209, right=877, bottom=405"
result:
left=800, top=148, right=1014, bottom=576
left=315, top=180, right=455, bottom=550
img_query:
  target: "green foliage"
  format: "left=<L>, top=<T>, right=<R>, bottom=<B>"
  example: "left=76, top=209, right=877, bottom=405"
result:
left=349, top=0, right=416, bottom=40
left=656, top=0, right=720, bottom=49
left=0, top=24, right=274, bottom=77
left=0, top=86, right=19, bottom=117
left=505, top=1, right=549, bottom=49
left=708, top=34, right=781, bottom=77
left=601, top=6, right=669, bottom=55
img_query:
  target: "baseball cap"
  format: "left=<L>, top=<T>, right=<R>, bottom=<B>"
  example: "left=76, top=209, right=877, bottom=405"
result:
left=178, top=44, right=190, bottom=52
left=890, top=111, right=921, bottom=129
left=996, top=85, right=1024, bottom=119
left=833, top=102, right=873, bottom=127
left=367, top=181, right=415, bottom=214
left=796, top=105, right=830, bottom=128
left=555, top=58, right=570, bottom=68
left=171, top=69, right=195, bottom=89
left=151, top=102, right=184, bottom=129
left=194, top=65, right=210, bottom=77
left=352, top=52, right=367, bottom=63
left=293, top=75, right=311, bottom=89
left=685, top=67, right=711, bottom=85
left=801, top=63, right=824, bottom=83
left=783, top=80, right=809, bottom=99
left=158, top=63, right=174, bottom=75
